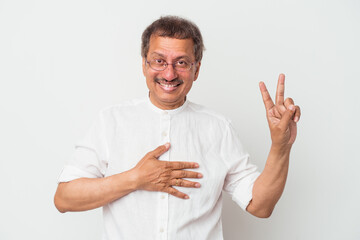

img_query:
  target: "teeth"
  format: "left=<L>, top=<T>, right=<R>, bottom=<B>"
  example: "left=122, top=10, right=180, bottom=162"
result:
left=160, top=83, right=177, bottom=87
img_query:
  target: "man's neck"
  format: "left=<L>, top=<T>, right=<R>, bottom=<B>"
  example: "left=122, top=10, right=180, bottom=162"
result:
left=148, top=93, right=186, bottom=110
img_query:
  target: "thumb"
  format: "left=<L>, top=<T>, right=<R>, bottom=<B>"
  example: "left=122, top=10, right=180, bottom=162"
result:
left=279, top=105, right=296, bottom=129
left=151, top=143, right=170, bottom=158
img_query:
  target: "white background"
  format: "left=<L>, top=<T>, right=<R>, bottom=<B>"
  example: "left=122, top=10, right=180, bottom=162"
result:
left=0, top=0, right=359, bottom=239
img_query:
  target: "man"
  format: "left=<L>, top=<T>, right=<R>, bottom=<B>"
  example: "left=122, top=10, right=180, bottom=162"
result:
left=54, top=16, right=301, bottom=239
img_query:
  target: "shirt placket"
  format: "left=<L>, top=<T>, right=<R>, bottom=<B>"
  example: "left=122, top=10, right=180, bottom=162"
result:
left=158, top=110, right=171, bottom=240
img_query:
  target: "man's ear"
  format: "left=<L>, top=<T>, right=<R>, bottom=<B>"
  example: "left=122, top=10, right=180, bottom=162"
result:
left=142, top=57, right=146, bottom=76
left=194, top=61, right=201, bottom=81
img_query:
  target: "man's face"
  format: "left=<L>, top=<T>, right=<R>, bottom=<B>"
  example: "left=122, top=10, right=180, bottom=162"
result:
left=142, top=35, right=201, bottom=110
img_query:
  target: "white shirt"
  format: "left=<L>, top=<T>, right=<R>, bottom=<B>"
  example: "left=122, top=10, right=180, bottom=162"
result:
left=58, top=97, right=260, bottom=240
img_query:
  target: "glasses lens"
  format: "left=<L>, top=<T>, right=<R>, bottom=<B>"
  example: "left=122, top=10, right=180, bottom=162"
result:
left=174, top=61, right=190, bottom=71
left=148, top=59, right=192, bottom=71
left=149, top=59, right=166, bottom=71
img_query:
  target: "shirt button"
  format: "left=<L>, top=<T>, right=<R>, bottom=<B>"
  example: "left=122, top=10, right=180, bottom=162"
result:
left=160, top=195, right=165, bottom=199
left=160, top=227, right=164, bottom=233
left=162, top=131, right=167, bottom=137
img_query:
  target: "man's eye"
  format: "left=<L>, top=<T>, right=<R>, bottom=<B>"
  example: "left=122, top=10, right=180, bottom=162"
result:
left=154, top=59, right=165, bottom=64
left=176, top=61, right=188, bottom=66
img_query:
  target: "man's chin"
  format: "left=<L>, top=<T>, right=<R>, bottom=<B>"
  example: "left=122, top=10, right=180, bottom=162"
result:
left=151, top=93, right=185, bottom=109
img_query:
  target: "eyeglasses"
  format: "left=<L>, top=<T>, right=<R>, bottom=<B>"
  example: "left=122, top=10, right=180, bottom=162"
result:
left=145, top=58, right=195, bottom=72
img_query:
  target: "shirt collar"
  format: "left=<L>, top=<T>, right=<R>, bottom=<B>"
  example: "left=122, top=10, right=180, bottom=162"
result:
left=146, top=95, right=189, bottom=115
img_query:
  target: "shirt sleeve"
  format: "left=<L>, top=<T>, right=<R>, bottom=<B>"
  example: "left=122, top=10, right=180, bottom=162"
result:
left=57, top=110, right=109, bottom=183
left=221, top=122, right=261, bottom=211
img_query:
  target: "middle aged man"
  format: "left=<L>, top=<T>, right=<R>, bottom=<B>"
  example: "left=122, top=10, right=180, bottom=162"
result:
left=55, top=16, right=301, bottom=239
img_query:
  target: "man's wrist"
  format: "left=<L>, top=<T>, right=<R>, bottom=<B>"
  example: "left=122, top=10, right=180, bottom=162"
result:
left=109, top=169, right=139, bottom=197
left=270, top=143, right=292, bottom=157
left=125, top=168, right=140, bottom=191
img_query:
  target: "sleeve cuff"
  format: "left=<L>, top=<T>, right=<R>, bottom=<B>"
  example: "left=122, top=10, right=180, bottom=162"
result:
left=57, top=165, right=100, bottom=183
left=231, top=171, right=261, bottom=211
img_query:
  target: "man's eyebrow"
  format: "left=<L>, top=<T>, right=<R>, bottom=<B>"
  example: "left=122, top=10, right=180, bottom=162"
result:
left=150, top=52, right=165, bottom=58
left=149, top=52, right=192, bottom=61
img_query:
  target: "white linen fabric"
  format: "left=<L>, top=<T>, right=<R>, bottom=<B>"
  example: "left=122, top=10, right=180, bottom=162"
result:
left=58, top=97, right=260, bottom=240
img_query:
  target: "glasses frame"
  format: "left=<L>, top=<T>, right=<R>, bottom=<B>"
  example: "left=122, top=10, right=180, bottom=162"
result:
left=145, top=58, right=195, bottom=72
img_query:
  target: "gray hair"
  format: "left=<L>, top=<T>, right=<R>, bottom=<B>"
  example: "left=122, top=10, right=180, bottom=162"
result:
left=141, top=16, right=205, bottom=62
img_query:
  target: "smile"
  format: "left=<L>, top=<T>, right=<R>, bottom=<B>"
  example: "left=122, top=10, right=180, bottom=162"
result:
left=157, top=81, right=182, bottom=92
left=155, top=78, right=183, bottom=92
left=158, top=82, right=181, bottom=88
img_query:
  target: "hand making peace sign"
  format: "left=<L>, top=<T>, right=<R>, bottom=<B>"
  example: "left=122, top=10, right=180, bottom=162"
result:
left=259, top=74, right=301, bottom=148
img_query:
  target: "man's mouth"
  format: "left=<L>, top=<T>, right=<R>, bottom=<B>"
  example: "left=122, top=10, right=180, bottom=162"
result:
left=159, top=82, right=181, bottom=87
left=155, top=78, right=183, bottom=92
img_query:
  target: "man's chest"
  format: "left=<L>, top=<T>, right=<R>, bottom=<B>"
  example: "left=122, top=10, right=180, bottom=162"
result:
left=105, top=116, right=228, bottom=200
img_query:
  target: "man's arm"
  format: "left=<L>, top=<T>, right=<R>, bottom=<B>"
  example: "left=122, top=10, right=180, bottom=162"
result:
left=246, top=74, right=301, bottom=218
left=54, top=143, right=202, bottom=213
left=54, top=170, right=137, bottom=213
left=246, top=145, right=290, bottom=218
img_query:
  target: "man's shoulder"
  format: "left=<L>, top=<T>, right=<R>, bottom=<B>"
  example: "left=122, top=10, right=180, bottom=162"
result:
left=187, top=101, right=232, bottom=126
left=99, top=98, right=147, bottom=114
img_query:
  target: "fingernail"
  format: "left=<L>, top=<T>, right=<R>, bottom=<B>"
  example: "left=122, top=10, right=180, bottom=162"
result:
left=195, top=183, right=201, bottom=188
left=164, top=143, right=170, bottom=148
left=194, top=163, right=199, bottom=168
left=289, top=105, right=295, bottom=111
left=294, top=116, right=299, bottom=122
left=184, top=195, right=189, bottom=199
left=197, top=173, right=203, bottom=178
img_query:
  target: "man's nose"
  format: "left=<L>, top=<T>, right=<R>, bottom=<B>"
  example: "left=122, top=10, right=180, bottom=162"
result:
left=162, top=64, right=178, bottom=81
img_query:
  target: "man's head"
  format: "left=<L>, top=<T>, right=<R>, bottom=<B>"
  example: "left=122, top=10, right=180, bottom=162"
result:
left=141, top=16, right=205, bottom=63
left=141, top=16, right=205, bottom=110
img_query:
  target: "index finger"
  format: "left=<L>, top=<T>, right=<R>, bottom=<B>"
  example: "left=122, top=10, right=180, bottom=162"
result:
left=275, top=73, right=285, bottom=105
left=165, top=161, right=199, bottom=170
left=259, top=81, right=274, bottom=110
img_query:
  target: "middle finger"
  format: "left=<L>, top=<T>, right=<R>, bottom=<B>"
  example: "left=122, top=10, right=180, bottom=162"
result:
left=276, top=74, right=285, bottom=105
left=171, top=170, right=203, bottom=179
